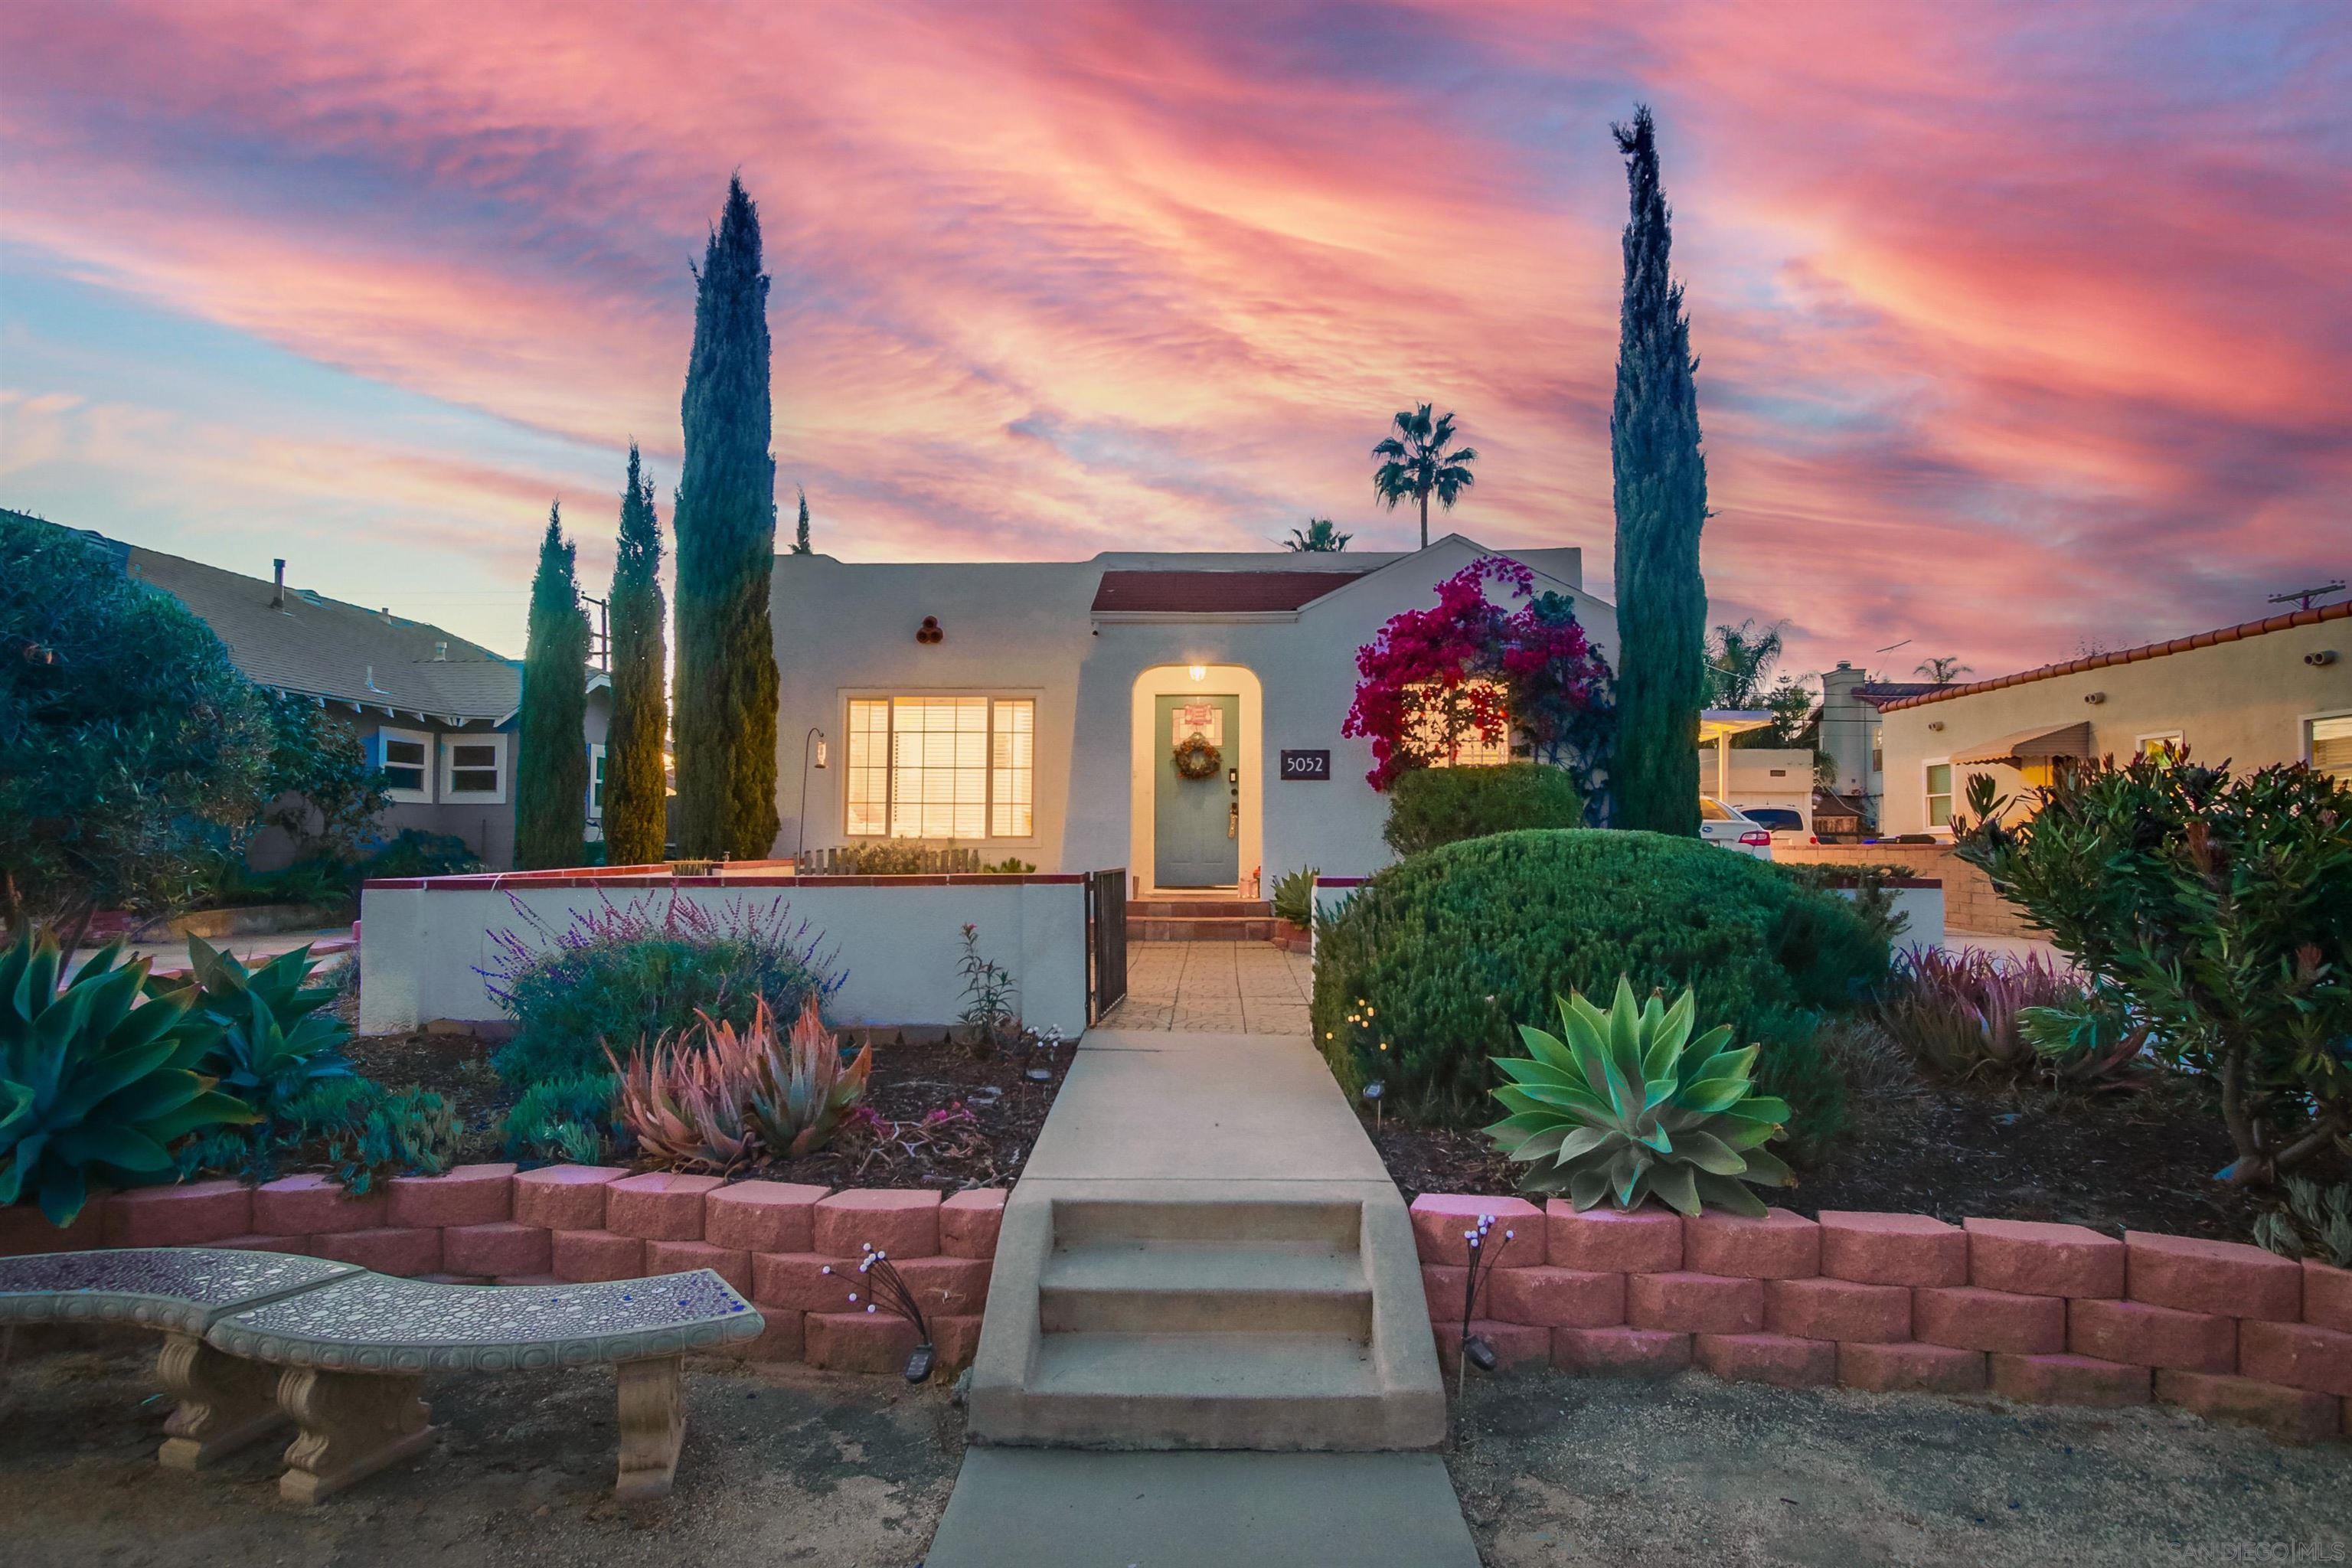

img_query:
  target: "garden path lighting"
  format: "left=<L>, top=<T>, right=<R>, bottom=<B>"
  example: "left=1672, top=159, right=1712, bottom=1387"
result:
left=825, top=1243, right=937, bottom=1383
left=1455, top=1214, right=1514, bottom=1397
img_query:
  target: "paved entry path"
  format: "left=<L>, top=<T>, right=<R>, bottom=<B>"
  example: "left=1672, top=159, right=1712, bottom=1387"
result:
left=1098, top=940, right=1313, bottom=1034
left=923, top=1027, right=1479, bottom=1567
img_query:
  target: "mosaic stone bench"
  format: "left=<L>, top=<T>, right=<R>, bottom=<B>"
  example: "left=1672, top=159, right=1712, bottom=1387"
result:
left=0, top=1248, right=361, bottom=1468
left=203, top=1268, right=765, bottom=1501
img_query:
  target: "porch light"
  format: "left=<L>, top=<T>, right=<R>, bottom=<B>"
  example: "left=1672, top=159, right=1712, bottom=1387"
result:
left=1187, top=664, right=1207, bottom=682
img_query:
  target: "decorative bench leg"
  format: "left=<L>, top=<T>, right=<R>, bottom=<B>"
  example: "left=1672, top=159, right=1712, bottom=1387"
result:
left=156, top=1331, right=286, bottom=1469
left=614, top=1355, right=685, bottom=1501
left=275, top=1367, right=436, bottom=1504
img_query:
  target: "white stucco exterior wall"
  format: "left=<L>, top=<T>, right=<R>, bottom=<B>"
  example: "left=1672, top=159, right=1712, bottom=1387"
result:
left=770, top=536, right=1617, bottom=886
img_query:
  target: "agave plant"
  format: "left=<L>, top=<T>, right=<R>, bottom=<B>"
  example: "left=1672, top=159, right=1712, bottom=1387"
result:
left=0, top=932, right=257, bottom=1225
left=1485, top=977, right=1792, bottom=1217
left=748, top=995, right=874, bottom=1158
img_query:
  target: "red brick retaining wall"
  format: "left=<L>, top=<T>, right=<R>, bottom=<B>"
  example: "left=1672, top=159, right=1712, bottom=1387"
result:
left=0, top=1167, right=1005, bottom=1376
left=1411, top=1195, right=2351, bottom=1443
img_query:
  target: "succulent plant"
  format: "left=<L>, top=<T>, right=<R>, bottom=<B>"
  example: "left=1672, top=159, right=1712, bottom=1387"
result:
left=609, top=994, right=871, bottom=1171
left=0, top=931, right=256, bottom=1225
left=2253, top=1177, right=2352, bottom=1269
left=1485, top=976, right=1792, bottom=1217
left=747, top=994, right=874, bottom=1158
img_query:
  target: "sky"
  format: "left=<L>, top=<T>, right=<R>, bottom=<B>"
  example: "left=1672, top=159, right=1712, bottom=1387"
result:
left=3, top=1, right=2348, bottom=686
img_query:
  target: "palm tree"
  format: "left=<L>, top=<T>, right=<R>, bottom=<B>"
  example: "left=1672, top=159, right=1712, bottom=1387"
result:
left=1915, top=655, right=1972, bottom=684
left=1706, top=619, right=1785, bottom=709
left=1285, top=518, right=1352, bottom=553
left=1372, top=404, right=1478, bottom=548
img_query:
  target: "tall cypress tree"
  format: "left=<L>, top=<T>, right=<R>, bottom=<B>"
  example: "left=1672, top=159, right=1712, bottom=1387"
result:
left=516, top=503, right=590, bottom=869
left=1607, top=106, right=1707, bottom=837
left=792, top=486, right=811, bottom=554
left=673, top=175, right=782, bottom=858
left=603, top=445, right=669, bottom=866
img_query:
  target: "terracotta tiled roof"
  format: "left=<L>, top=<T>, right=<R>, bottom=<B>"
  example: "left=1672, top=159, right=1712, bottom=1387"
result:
left=1090, top=568, right=1369, bottom=615
left=1851, top=681, right=1946, bottom=708
left=1879, top=600, right=2351, bottom=712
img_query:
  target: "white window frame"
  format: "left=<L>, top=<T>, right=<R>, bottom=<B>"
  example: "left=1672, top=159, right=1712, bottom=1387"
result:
left=587, top=743, right=608, bottom=824
left=377, top=725, right=433, bottom=804
left=842, top=693, right=1039, bottom=841
left=1923, top=757, right=1954, bottom=835
left=439, top=733, right=508, bottom=804
left=2305, top=709, right=2352, bottom=786
left=2135, top=730, right=2184, bottom=765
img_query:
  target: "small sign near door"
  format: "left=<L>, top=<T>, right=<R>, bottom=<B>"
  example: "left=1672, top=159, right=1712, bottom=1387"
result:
left=1172, top=704, right=1225, bottom=746
left=1280, top=750, right=1331, bottom=781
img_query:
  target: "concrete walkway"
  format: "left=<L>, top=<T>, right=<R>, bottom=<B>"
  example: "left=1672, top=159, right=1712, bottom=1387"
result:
left=928, top=1027, right=1477, bottom=1566
left=1098, top=940, right=1313, bottom=1034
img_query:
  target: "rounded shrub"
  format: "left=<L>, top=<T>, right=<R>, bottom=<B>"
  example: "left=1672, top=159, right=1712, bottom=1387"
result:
left=1381, top=763, right=1585, bottom=856
left=1312, top=829, right=1886, bottom=1152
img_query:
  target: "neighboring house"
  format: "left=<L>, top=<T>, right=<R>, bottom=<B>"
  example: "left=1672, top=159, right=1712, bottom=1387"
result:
left=1692, top=746, right=1815, bottom=830
left=771, top=534, right=1616, bottom=892
left=1817, top=662, right=1943, bottom=825
left=1875, top=600, right=2351, bottom=838
left=70, top=526, right=610, bottom=871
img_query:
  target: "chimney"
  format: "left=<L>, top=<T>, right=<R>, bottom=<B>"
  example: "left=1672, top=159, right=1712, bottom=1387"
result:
left=271, top=558, right=286, bottom=609
left=434, top=640, right=449, bottom=662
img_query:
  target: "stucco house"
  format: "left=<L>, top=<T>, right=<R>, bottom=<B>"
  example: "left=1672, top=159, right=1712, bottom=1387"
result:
left=80, top=528, right=612, bottom=871
left=1875, top=599, right=2351, bottom=838
left=770, top=534, right=1615, bottom=893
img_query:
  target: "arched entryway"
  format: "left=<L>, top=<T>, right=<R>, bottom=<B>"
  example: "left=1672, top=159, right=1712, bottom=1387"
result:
left=1127, top=663, right=1263, bottom=896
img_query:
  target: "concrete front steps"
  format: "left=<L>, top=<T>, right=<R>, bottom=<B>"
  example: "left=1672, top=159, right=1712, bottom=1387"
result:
left=969, top=1191, right=1444, bottom=1451
left=1128, top=897, right=1278, bottom=942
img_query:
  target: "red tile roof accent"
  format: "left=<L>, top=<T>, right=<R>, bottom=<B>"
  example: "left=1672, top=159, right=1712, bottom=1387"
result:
left=1090, top=569, right=1367, bottom=614
left=1880, top=600, right=2350, bottom=712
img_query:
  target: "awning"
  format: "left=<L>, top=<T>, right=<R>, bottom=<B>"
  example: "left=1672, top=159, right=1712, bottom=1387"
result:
left=1697, top=710, right=1774, bottom=744
left=1951, top=721, right=2092, bottom=766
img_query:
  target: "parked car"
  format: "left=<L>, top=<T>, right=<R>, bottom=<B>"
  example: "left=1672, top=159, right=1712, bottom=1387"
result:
left=1735, top=805, right=1815, bottom=846
left=1699, top=797, right=1775, bottom=859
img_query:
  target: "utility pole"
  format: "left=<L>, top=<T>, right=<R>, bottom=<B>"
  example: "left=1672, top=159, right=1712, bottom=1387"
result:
left=580, top=593, right=610, bottom=670
left=2267, top=581, right=2346, bottom=614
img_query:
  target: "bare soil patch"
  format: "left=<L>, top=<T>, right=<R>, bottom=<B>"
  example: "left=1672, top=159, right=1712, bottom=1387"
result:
left=339, top=1028, right=1072, bottom=1191
left=1370, top=1079, right=2288, bottom=1241
left=0, top=1332, right=960, bottom=1568
left=1447, top=1365, right=2351, bottom=1568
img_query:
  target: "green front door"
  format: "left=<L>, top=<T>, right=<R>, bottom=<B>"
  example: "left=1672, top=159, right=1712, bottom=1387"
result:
left=1155, top=693, right=1240, bottom=888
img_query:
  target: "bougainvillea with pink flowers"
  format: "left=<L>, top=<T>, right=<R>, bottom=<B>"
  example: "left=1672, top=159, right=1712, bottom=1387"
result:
left=1342, top=556, right=1615, bottom=795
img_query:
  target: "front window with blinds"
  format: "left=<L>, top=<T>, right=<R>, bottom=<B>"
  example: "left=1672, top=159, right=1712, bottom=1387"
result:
left=845, top=697, right=1035, bottom=838
left=2310, top=714, right=2352, bottom=786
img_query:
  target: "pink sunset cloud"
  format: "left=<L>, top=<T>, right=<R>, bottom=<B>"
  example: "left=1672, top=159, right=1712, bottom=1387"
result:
left=2, top=0, right=2345, bottom=675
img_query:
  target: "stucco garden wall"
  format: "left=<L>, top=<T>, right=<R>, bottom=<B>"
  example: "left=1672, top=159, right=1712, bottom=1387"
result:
left=1409, top=1196, right=2351, bottom=1443
left=0, top=1168, right=1008, bottom=1376
left=357, top=872, right=1089, bottom=1036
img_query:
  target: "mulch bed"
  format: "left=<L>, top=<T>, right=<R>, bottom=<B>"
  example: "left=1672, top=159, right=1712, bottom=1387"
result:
left=1366, top=1080, right=2292, bottom=1242
left=342, top=1028, right=1070, bottom=1192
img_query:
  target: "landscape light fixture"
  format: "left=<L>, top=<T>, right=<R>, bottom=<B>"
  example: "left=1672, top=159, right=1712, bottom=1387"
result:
left=795, top=727, right=827, bottom=869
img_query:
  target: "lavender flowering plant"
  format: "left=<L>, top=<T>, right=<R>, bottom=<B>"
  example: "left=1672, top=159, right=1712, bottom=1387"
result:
left=480, top=890, right=842, bottom=1088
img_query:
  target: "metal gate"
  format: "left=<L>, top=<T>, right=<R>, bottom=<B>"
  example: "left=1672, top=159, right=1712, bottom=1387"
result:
left=1086, top=868, right=1129, bottom=1023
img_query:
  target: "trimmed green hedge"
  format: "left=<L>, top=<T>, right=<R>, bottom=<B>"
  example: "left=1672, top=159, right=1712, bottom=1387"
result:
left=1312, top=829, right=1887, bottom=1155
left=1382, top=762, right=1585, bottom=856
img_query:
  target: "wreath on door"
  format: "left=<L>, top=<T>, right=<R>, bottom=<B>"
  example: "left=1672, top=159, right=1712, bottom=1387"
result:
left=1172, top=733, right=1223, bottom=779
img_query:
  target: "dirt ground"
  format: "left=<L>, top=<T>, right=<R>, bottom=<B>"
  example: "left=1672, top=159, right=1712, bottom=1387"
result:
left=1446, top=1366, right=2352, bottom=1568
left=1372, top=1078, right=2281, bottom=1243
left=0, top=1333, right=962, bottom=1568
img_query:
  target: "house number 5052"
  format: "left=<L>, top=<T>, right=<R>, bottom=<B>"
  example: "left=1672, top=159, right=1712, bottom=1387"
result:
left=1280, top=750, right=1331, bottom=781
